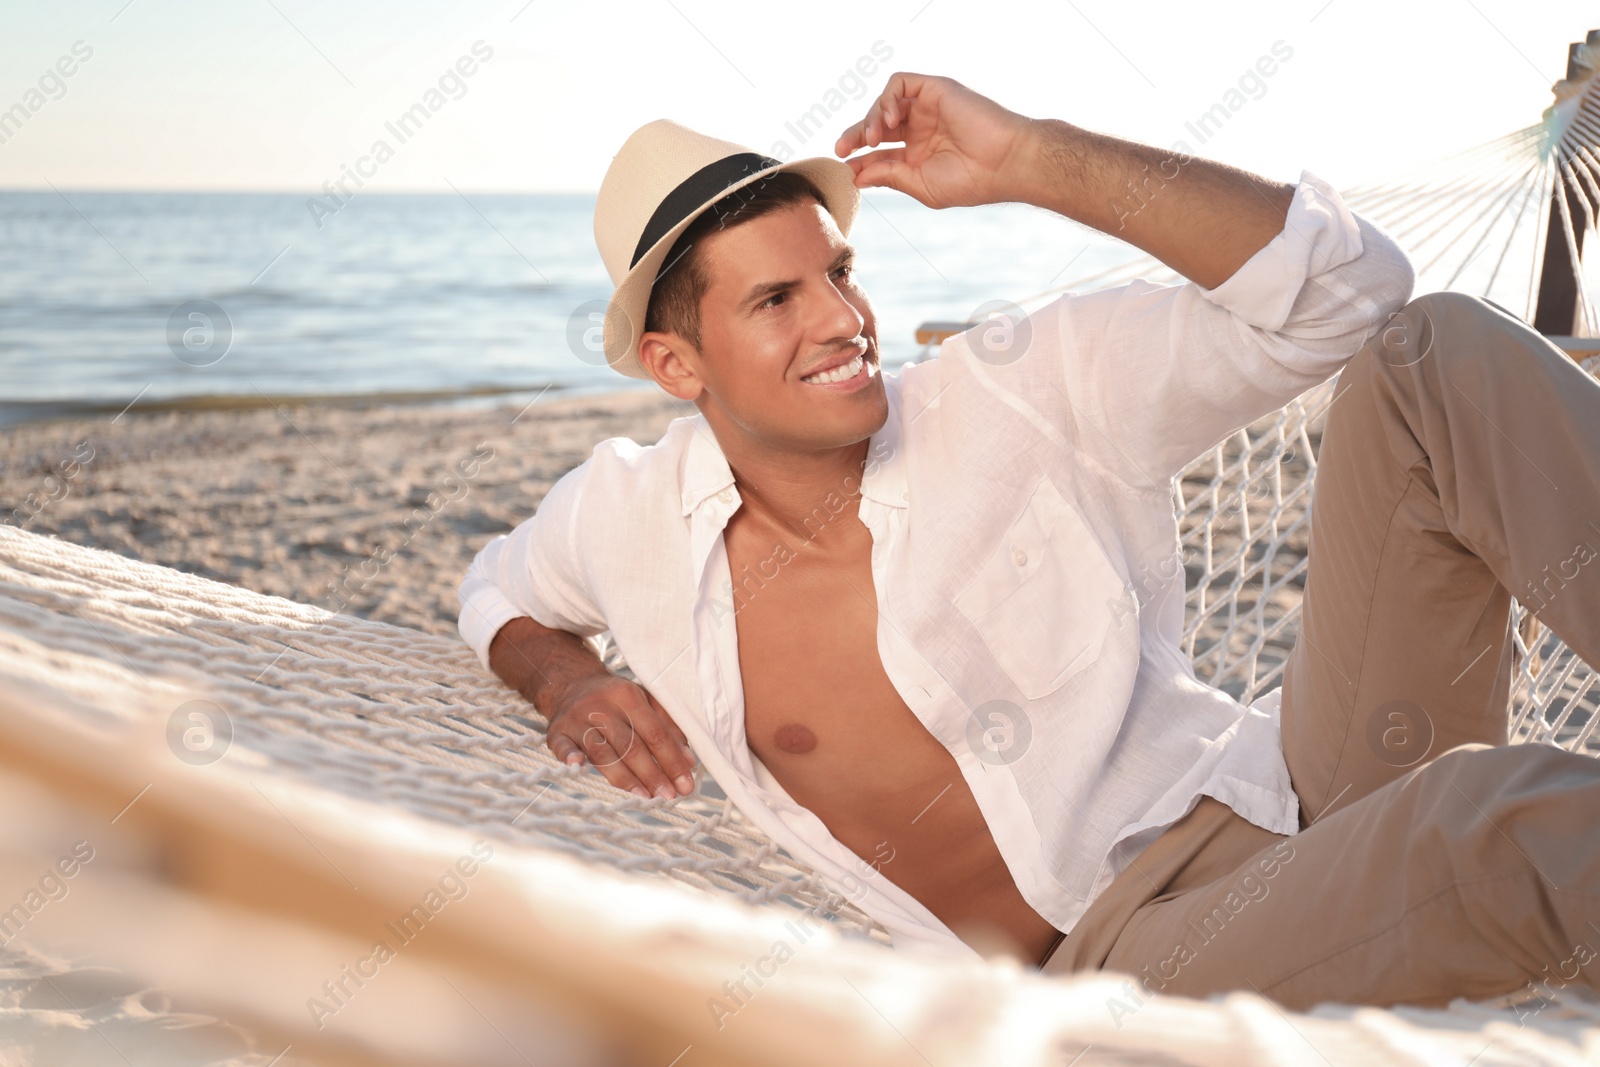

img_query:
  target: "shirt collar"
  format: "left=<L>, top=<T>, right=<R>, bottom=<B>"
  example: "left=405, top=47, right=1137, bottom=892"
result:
left=860, top=372, right=908, bottom=510
left=677, top=372, right=909, bottom=518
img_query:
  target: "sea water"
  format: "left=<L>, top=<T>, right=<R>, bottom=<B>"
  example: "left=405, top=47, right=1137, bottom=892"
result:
left=0, top=187, right=1137, bottom=426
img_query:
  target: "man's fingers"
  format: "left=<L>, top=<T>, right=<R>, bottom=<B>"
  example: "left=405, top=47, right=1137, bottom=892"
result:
left=867, top=95, right=904, bottom=147
left=546, top=730, right=586, bottom=768
left=849, top=149, right=922, bottom=200
left=643, top=691, right=693, bottom=754
left=547, top=686, right=695, bottom=800
left=879, top=73, right=907, bottom=131
left=835, top=117, right=871, bottom=157
left=581, top=709, right=635, bottom=769
left=626, top=691, right=695, bottom=795
left=600, top=698, right=685, bottom=799
left=837, top=72, right=921, bottom=156
left=867, top=71, right=908, bottom=143
left=843, top=146, right=904, bottom=174
left=873, top=72, right=924, bottom=141
left=580, top=703, right=682, bottom=801
left=577, top=719, right=655, bottom=797
left=837, top=105, right=881, bottom=154
left=614, top=732, right=679, bottom=800
left=549, top=723, right=650, bottom=797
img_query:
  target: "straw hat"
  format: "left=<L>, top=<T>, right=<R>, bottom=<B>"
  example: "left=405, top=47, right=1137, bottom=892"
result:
left=594, top=119, right=863, bottom=379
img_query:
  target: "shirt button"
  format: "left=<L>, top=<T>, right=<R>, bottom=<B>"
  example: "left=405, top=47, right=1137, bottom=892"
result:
left=718, top=487, right=734, bottom=503
left=1011, top=547, right=1028, bottom=567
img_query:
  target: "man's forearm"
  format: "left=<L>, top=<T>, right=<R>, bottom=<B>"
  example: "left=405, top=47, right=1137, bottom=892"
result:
left=488, top=615, right=611, bottom=710
left=1008, top=118, right=1296, bottom=291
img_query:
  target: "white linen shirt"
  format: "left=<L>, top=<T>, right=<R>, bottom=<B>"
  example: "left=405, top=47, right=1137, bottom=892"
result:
left=457, top=171, right=1416, bottom=961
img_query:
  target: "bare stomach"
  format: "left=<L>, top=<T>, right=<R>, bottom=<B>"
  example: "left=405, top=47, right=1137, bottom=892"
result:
left=726, top=515, right=1060, bottom=965
left=756, top=713, right=1062, bottom=964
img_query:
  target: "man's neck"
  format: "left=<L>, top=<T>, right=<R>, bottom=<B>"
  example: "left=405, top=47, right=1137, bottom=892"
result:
left=717, top=434, right=873, bottom=545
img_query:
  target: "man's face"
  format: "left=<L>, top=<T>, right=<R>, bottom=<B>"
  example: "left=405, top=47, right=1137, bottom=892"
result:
left=656, top=197, right=887, bottom=456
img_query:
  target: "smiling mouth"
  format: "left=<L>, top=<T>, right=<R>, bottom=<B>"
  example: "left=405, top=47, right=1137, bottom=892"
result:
left=800, top=347, right=879, bottom=385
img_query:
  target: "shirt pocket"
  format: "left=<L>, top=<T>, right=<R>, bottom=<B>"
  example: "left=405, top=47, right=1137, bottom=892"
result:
left=952, top=475, right=1129, bottom=700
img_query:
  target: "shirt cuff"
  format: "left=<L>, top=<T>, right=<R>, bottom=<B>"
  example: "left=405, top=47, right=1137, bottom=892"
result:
left=1197, top=169, right=1365, bottom=332
left=457, top=578, right=525, bottom=672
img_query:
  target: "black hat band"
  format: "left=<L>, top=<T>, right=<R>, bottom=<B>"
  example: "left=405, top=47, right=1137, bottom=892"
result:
left=629, top=151, right=784, bottom=270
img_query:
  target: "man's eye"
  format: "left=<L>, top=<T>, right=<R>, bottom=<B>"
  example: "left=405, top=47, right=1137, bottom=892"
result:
left=759, top=266, right=852, bottom=310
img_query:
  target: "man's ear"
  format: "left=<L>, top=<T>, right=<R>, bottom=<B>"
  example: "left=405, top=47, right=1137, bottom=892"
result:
left=639, top=331, right=705, bottom=402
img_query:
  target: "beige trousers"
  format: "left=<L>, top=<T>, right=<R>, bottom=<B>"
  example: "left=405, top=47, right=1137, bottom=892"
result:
left=1038, top=293, right=1600, bottom=1012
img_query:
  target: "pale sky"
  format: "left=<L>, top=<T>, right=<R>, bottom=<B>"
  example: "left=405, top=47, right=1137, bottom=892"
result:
left=0, top=0, right=1593, bottom=193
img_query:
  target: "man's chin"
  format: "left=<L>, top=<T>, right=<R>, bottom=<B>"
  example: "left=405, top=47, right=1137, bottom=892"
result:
left=798, top=384, right=889, bottom=449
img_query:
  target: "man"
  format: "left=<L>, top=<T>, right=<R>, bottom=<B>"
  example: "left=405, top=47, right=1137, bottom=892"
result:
left=458, top=72, right=1600, bottom=1009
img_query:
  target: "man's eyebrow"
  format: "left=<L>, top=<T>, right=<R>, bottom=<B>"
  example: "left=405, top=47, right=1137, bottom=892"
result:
left=740, top=245, right=855, bottom=308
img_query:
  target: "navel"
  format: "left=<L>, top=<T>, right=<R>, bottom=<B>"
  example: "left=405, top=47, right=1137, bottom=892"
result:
left=773, top=723, right=817, bottom=754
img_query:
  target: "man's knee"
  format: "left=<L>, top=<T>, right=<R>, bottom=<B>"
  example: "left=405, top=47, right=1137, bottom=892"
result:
left=1362, top=291, right=1542, bottom=376
left=1400, top=291, right=1503, bottom=325
left=1417, top=741, right=1599, bottom=836
left=1424, top=738, right=1584, bottom=780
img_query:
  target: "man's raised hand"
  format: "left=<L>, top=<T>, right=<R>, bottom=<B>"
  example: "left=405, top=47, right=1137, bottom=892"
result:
left=543, top=672, right=698, bottom=800
left=834, top=72, right=1036, bottom=210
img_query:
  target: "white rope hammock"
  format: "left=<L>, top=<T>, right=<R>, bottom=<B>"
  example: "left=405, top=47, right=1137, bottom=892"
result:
left=3, top=354, right=1600, bottom=1064
left=1009, top=121, right=1578, bottom=326
left=1175, top=365, right=1600, bottom=754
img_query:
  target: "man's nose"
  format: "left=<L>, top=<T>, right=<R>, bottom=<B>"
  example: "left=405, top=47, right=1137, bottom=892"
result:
left=818, top=277, right=866, bottom=340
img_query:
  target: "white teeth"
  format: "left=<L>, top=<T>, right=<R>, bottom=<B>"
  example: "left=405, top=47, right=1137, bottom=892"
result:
left=802, top=353, right=866, bottom=384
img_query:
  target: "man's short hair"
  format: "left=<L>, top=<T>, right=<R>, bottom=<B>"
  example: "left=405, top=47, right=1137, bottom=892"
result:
left=643, top=170, right=830, bottom=352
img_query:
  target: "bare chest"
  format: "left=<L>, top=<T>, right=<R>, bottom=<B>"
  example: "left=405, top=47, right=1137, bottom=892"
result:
left=721, top=514, right=927, bottom=781
left=720, top=512, right=1059, bottom=960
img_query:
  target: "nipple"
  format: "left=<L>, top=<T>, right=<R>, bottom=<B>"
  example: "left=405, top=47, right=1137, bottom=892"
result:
left=773, top=723, right=817, bottom=754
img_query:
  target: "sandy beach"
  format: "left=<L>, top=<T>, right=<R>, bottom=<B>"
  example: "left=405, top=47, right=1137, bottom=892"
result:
left=1, top=389, right=690, bottom=640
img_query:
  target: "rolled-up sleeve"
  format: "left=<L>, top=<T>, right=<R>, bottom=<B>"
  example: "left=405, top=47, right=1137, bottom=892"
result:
left=457, top=458, right=609, bottom=671
left=1054, top=169, right=1416, bottom=490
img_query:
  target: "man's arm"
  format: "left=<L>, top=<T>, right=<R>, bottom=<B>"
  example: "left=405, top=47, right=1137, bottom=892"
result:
left=836, top=72, right=1414, bottom=489
left=459, top=462, right=697, bottom=800
left=1010, top=122, right=1294, bottom=291
left=835, top=72, right=1293, bottom=289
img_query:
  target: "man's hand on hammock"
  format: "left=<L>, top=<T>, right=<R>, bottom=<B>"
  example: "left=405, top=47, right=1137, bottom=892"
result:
left=833, top=71, right=1036, bottom=210
left=486, top=617, right=696, bottom=800
left=544, top=673, right=698, bottom=800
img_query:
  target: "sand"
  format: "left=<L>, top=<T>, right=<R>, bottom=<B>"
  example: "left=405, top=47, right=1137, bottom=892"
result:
left=1, top=389, right=691, bottom=640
